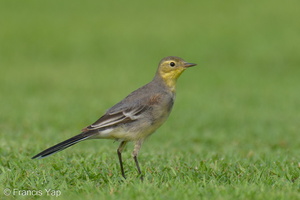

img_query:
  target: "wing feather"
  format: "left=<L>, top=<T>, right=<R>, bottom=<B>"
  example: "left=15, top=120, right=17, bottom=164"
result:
left=82, top=105, right=148, bottom=131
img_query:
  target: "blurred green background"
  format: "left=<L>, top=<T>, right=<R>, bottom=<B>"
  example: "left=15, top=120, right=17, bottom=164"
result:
left=1, top=0, right=300, bottom=199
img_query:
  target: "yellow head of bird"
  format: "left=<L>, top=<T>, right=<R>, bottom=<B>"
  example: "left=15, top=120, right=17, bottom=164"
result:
left=156, top=56, right=196, bottom=90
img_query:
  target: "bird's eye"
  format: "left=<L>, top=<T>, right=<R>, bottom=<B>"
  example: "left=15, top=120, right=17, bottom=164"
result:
left=170, top=62, right=175, bottom=67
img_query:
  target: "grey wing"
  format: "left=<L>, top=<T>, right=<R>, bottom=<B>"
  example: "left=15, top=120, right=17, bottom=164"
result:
left=82, top=84, right=159, bottom=132
left=82, top=105, right=148, bottom=131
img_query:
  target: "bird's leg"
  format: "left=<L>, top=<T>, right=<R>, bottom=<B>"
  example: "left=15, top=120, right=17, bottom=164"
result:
left=132, top=140, right=144, bottom=181
left=117, top=141, right=127, bottom=179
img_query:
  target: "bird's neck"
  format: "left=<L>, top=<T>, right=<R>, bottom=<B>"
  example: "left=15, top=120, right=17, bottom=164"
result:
left=153, top=72, right=178, bottom=93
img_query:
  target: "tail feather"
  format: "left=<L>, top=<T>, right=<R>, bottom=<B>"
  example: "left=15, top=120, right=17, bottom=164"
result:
left=32, top=131, right=95, bottom=159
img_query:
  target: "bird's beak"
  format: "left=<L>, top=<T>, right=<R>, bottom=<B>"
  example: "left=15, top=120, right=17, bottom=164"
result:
left=184, top=62, right=197, bottom=68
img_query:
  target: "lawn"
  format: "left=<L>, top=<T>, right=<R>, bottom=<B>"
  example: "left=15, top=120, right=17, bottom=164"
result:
left=1, top=0, right=300, bottom=199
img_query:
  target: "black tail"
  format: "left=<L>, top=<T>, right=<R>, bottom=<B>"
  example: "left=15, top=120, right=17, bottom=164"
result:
left=32, top=131, right=96, bottom=159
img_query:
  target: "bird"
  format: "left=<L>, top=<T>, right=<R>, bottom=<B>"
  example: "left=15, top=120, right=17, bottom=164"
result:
left=32, top=56, right=197, bottom=180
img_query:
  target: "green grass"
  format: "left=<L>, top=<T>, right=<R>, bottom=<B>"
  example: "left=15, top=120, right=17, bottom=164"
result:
left=1, top=0, right=300, bottom=199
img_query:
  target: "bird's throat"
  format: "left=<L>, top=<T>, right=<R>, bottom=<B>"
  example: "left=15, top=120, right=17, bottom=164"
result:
left=160, top=71, right=184, bottom=92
